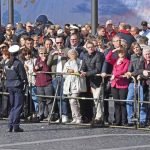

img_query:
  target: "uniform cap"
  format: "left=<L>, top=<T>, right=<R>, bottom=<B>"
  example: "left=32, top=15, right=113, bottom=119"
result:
left=8, top=45, right=20, bottom=53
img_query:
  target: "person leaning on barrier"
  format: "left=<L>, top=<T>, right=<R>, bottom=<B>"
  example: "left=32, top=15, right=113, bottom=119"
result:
left=4, top=45, right=28, bottom=132
left=34, top=47, right=53, bottom=121
left=136, top=46, right=150, bottom=125
left=101, top=36, right=129, bottom=123
left=63, top=49, right=85, bottom=124
left=80, top=41, right=104, bottom=124
left=47, top=36, right=69, bottom=123
left=105, top=46, right=130, bottom=126
left=125, top=42, right=146, bottom=127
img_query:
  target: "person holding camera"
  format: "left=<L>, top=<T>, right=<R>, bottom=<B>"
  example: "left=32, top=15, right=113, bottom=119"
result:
left=34, top=47, right=53, bottom=121
left=47, top=36, right=69, bottom=123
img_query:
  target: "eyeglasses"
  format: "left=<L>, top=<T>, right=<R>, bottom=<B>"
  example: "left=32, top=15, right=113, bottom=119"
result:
left=56, top=42, right=63, bottom=44
left=87, top=46, right=94, bottom=49
left=40, top=53, right=47, bottom=55
left=70, top=39, right=77, bottom=41
left=113, top=40, right=121, bottom=42
left=25, top=53, right=31, bottom=56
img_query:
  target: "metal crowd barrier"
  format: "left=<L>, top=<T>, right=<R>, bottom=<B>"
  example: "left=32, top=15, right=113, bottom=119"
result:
left=0, top=71, right=150, bottom=130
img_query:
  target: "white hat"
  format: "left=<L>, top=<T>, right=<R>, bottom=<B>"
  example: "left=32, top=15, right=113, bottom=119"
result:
left=8, top=45, right=20, bottom=53
left=26, top=22, right=34, bottom=27
left=57, top=29, right=64, bottom=35
left=70, top=24, right=79, bottom=30
left=106, top=20, right=113, bottom=26
left=142, top=46, right=150, bottom=54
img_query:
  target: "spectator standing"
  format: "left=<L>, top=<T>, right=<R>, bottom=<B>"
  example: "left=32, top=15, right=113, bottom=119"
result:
left=80, top=41, right=104, bottom=124
left=106, top=46, right=130, bottom=126
left=63, top=49, right=85, bottom=124
left=47, top=36, right=69, bottom=123
left=34, top=47, right=53, bottom=121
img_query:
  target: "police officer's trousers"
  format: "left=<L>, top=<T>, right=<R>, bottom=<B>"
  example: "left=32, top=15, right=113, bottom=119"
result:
left=8, top=87, right=24, bottom=130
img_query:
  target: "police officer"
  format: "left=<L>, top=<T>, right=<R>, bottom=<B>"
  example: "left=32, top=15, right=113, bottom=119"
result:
left=5, top=45, right=28, bottom=132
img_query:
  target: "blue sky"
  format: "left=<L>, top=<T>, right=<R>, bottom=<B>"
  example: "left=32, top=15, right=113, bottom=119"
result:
left=1, top=0, right=150, bottom=26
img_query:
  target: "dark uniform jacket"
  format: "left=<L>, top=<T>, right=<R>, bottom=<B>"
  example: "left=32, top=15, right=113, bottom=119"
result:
left=4, top=58, right=28, bottom=88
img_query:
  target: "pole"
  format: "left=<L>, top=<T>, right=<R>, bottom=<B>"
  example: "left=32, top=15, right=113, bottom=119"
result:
left=91, top=0, right=98, bottom=35
left=0, top=0, right=1, bottom=26
left=8, top=0, right=14, bottom=25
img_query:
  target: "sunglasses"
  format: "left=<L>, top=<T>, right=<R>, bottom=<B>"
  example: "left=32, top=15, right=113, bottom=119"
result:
left=40, top=53, right=47, bottom=55
left=56, top=42, right=63, bottom=44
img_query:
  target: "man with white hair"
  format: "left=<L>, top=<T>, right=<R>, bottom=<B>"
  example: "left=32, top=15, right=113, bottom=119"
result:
left=137, top=45, right=150, bottom=126
left=105, top=20, right=116, bottom=41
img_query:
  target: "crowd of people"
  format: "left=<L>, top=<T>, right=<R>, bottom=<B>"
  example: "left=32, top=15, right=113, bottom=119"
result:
left=0, top=17, right=150, bottom=132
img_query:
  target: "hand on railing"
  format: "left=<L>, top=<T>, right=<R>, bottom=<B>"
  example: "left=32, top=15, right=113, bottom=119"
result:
left=110, top=75, right=115, bottom=80
left=80, top=71, right=87, bottom=77
left=101, top=73, right=107, bottom=77
left=137, top=75, right=141, bottom=80
left=143, top=70, right=150, bottom=77
left=67, top=69, right=74, bottom=73
left=124, top=72, right=132, bottom=79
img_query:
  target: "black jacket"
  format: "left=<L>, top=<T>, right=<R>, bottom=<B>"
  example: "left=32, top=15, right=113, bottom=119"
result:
left=81, top=51, right=104, bottom=88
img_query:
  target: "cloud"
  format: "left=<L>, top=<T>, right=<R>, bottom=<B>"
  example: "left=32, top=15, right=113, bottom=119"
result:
left=71, top=3, right=90, bottom=13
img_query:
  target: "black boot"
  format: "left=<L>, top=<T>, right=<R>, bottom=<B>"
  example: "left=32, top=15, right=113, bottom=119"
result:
left=14, top=127, right=24, bottom=132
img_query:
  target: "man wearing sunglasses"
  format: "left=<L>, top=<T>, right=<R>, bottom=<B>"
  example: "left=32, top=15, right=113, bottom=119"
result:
left=47, top=36, right=69, bottom=123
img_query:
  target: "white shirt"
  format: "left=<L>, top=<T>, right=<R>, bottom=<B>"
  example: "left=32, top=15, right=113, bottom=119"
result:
left=139, top=29, right=150, bottom=45
left=56, top=55, right=63, bottom=73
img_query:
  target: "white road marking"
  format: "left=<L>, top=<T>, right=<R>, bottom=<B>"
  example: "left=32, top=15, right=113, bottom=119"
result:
left=0, top=134, right=150, bottom=148
left=100, top=144, right=150, bottom=150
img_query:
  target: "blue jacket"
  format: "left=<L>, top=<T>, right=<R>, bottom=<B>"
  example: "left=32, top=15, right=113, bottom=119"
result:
left=5, top=58, right=28, bottom=88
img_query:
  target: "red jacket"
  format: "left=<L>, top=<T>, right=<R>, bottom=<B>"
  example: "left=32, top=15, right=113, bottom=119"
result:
left=105, top=29, right=116, bottom=41
left=106, top=51, right=130, bottom=89
left=34, top=57, right=52, bottom=87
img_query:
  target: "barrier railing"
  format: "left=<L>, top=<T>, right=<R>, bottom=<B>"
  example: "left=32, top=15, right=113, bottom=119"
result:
left=0, top=71, right=150, bottom=130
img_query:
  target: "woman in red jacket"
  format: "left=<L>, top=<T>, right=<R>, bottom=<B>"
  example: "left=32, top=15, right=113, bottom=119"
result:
left=106, top=47, right=130, bottom=126
left=34, top=47, right=53, bottom=121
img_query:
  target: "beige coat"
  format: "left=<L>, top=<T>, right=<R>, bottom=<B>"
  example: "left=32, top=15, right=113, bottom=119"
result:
left=63, top=58, right=86, bottom=95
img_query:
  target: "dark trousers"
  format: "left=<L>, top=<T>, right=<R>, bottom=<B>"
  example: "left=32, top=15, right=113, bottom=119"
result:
left=37, top=83, right=53, bottom=118
left=52, top=76, right=68, bottom=116
left=144, top=85, right=150, bottom=122
left=8, top=87, right=24, bottom=129
left=111, top=87, right=128, bottom=125
left=0, top=87, right=9, bottom=117
left=79, top=92, right=93, bottom=122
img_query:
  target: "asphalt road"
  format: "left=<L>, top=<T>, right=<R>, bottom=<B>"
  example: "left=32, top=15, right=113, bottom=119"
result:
left=0, top=120, right=150, bottom=150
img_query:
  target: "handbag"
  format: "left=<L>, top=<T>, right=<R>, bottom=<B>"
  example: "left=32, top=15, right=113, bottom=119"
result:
left=78, top=77, right=87, bottom=93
